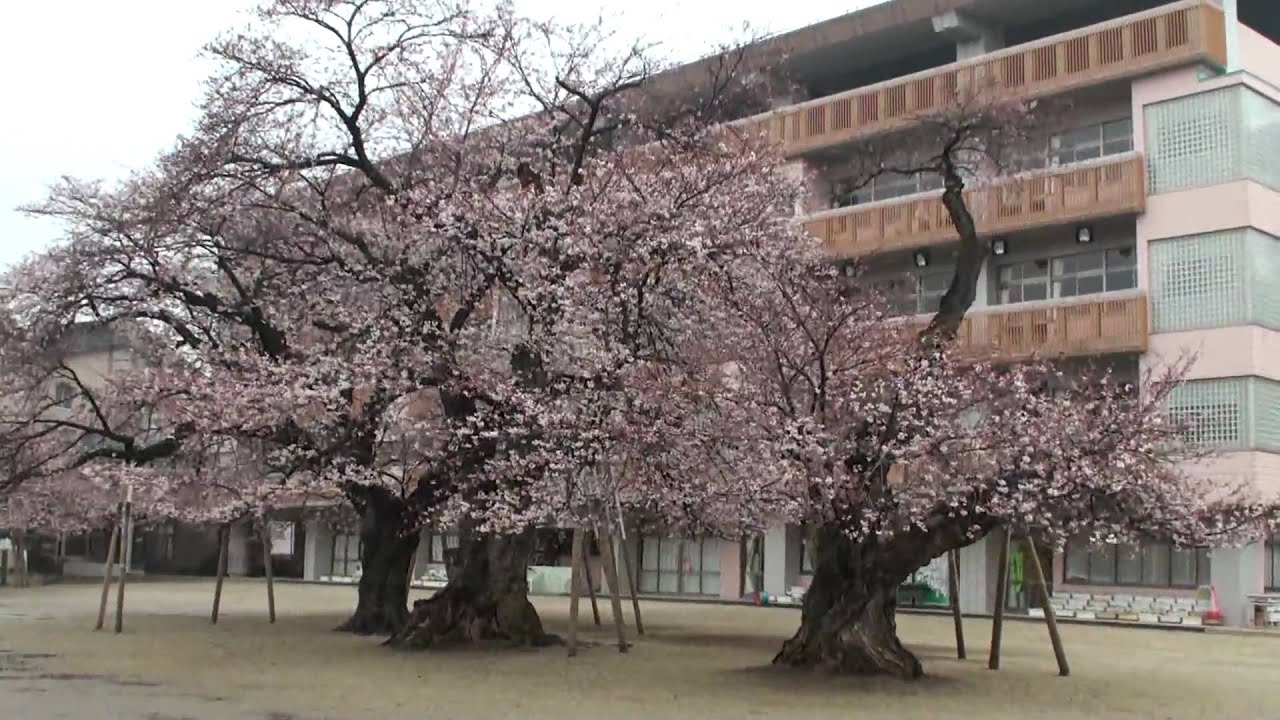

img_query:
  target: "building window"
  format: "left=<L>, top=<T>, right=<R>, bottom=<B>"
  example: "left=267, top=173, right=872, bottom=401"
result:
left=831, top=171, right=943, bottom=208
left=1064, top=539, right=1209, bottom=588
left=52, top=382, right=76, bottom=408
left=155, top=523, right=175, bottom=561
left=638, top=537, right=721, bottom=596
left=799, top=534, right=815, bottom=575
left=427, top=533, right=458, bottom=563
left=880, top=271, right=951, bottom=316
left=1267, top=538, right=1279, bottom=591
left=996, top=246, right=1136, bottom=305
left=1048, top=118, right=1133, bottom=166
left=329, top=533, right=362, bottom=578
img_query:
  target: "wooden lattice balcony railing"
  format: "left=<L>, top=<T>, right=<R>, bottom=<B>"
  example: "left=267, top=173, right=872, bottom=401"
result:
left=749, top=0, right=1226, bottom=156
left=951, top=291, right=1150, bottom=361
left=804, top=153, right=1146, bottom=257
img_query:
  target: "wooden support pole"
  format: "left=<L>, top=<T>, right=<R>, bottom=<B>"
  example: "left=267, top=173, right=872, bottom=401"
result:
left=948, top=549, right=966, bottom=660
left=114, top=500, right=132, bottom=633
left=95, top=523, right=120, bottom=631
left=615, top=525, right=644, bottom=636
left=211, top=523, right=230, bottom=624
left=1027, top=537, right=1070, bottom=677
left=261, top=522, right=276, bottom=624
left=598, top=533, right=629, bottom=653
left=566, top=528, right=585, bottom=657
left=580, top=533, right=601, bottom=626
left=988, top=531, right=1011, bottom=670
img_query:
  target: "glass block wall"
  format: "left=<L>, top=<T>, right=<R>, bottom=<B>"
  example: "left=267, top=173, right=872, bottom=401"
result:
left=1149, top=229, right=1280, bottom=332
left=1146, top=86, right=1280, bottom=195
left=1166, top=377, right=1280, bottom=453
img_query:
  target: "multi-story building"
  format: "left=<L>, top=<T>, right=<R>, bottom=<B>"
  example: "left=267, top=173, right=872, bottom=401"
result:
left=583, top=0, right=1280, bottom=627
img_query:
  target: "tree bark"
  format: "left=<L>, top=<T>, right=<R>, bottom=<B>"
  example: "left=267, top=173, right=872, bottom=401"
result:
left=390, top=526, right=556, bottom=649
left=772, top=526, right=943, bottom=679
left=335, top=488, right=420, bottom=636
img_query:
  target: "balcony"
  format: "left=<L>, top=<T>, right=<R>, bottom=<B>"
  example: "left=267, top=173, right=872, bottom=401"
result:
left=954, top=291, right=1149, bottom=361
left=755, top=1, right=1226, bottom=156
left=805, top=153, right=1146, bottom=257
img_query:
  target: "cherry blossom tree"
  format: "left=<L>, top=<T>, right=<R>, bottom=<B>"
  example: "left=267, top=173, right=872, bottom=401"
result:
left=657, top=104, right=1280, bottom=677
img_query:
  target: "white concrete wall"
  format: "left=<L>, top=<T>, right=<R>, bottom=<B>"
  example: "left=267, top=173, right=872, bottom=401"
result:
left=303, top=520, right=333, bottom=581
left=226, top=522, right=250, bottom=576
left=1210, top=542, right=1266, bottom=627
left=763, top=523, right=801, bottom=597
left=956, top=534, right=997, bottom=614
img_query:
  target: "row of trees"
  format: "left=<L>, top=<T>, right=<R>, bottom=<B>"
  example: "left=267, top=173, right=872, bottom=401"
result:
left=3, top=0, right=1276, bottom=678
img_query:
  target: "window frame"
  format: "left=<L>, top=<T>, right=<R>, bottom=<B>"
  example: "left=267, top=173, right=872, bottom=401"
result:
left=995, top=245, right=1137, bottom=305
left=329, top=532, right=363, bottom=578
left=1048, top=117, right=1134, bottom=166
left=637, top=537, right=721, bottom=596
left=52, top=381, right=76, bottom=408
left=1063, top=538, right=1210, bottom=589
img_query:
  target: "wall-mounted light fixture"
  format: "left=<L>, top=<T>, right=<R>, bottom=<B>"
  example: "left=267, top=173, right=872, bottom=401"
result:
left=992, top=238, right=1008, bottom=256
left=1076, top=225, right=1094, bottom=244
left=913, top=250, right=930, bottom=268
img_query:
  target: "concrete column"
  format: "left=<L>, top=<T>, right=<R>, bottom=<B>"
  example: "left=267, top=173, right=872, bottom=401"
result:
left=719, top=540, right=743, bottom=600
left=1210, top=542, right=1265, bottom=627
left=956, top=534, right=996, bottom=614
left=763, top=523, right=801, bottom=597
left=932, top=11, right=1003, bottom=61
left=303, top=521, right=334, bottom=581
left=226, top=522, right=250, bottom=576
left=1223, top=0, right=1240, bottom=73
left=762, top=524, right=788, bottom=596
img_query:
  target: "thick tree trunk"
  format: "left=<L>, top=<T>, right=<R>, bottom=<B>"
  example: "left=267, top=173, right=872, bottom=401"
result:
left=335, top=489, right=419, bottom=636
left=773, top=526, right=934, bottom=679
left=390, top=527, right=556, bottom=648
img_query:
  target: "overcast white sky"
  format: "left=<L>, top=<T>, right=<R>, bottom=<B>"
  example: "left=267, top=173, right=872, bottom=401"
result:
left=0, top=0, right=881, bottom=270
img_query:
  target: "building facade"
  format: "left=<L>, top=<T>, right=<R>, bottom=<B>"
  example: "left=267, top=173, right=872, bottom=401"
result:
left=606, top=0, right=1280, bottom=626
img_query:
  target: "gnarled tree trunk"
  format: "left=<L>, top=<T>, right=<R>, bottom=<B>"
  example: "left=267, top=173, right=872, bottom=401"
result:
left=773, top=526, right=939, bottom=679
left=390, top=525, right=555, bottom=648
left=335, top=488, right=420, bottom=636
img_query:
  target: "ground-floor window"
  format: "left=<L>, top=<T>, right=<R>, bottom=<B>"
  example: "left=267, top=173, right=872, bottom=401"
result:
left=154, top=523, right=175, bottom=561
left=329, top=533, right=362, bottom=578
left=1064, top=539, right=1209, bottom=588
left=638, top=537, right=721, bottom=595
left=427, top=532, right=459, bottom=564
left=1267, top=538, right=1279, bottom=591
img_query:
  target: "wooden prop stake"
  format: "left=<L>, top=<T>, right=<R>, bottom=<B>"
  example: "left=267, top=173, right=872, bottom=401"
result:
left=211, top=523, right=230, bottom=624
left=113, top=499, right=132, bottom=633
left=580, top=533, right=601, bottom=626
left=598, top=532, right=629, bottom=653
left=948, top=549, right=966, bottom=659
left=614, top=518, right=644, bottom=635
left=95, top=523, right=120, bottom=631
left=567, top=528, right=585, bottom=657
left=262, top=522, right=276, bottom=624
left=988, top=531, right=1011, bottom=670
left=1027, top=537, right=1070, bottom=677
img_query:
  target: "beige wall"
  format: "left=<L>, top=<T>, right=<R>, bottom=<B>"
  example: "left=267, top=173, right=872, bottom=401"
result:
left=1147, top=326, right=1280, bottom=384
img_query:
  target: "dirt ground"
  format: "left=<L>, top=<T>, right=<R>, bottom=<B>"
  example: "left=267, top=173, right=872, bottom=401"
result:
left=1, top=579, right=1278, bottom=720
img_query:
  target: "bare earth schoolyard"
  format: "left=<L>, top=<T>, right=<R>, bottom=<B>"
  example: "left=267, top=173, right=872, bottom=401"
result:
left=1, top=579, right=1277, bottom=720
